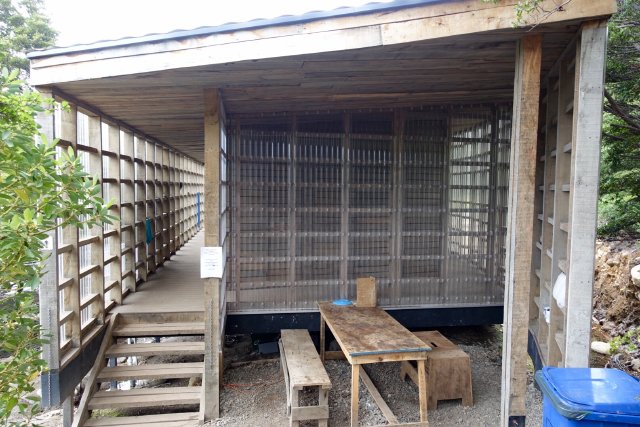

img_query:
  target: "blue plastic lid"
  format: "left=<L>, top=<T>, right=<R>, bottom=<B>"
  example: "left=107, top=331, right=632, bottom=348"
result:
left=536, top=367, right=640, bottom=422
left=332, top=299, right=353, bottom=306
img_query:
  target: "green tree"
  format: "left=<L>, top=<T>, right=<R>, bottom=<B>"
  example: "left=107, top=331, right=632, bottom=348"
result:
left=0, top=0, right=57, bottom=75
left=0, top=69, right=113, bottom=425
left=599, top=0, right=640, bottom=235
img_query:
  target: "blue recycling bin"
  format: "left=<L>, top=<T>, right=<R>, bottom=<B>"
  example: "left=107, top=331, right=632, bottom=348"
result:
left=535, top=367, right=640, bottom=426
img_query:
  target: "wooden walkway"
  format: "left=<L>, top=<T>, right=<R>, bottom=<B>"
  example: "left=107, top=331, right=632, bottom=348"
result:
left=113, top=230, right=204, bottom=316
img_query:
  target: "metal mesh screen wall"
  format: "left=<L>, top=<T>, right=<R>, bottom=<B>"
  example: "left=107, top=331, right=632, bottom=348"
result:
left=228, top=105, right=511, bottom=313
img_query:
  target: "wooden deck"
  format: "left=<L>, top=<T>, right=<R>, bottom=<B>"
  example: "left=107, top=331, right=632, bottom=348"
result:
left=113, top=231, right=204, bottom=317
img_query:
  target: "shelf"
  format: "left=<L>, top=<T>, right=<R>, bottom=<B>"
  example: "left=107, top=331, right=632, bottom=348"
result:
left=551, top=149, right=557, bottom=158
left=560, top=221, right=569, bottom=232
left=545, top=248, right=553, bottom=259
left=563, top=143, right=572, bottom=153
left=537, top=214, right=544, bottom=221
left=558, top=259, right=568, bottom=274
left=547, top=217, right=554, bottom=225
left=565, top=100, right=574, bottom=114
left=549, top=184, right=556, bottom=191
left=536, top=241, right=543, bottom=251
left=561, top=184, right=570, bottom=192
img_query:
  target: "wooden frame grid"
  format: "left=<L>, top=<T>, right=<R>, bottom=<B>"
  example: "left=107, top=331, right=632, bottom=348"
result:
left=37, top=91, right=204, bottom=371
left=529, top=20, right=607, bottom=368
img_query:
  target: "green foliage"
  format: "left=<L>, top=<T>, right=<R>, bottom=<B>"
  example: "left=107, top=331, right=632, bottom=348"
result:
left=610, top=327, right=640, bottom=354
left=599, top=0, right=640, bottom=236
left=0, top=68, right=114, bottom=425
left=481, top=0, right=568, bottom=27
left=0, top=0, right=57, bottom=75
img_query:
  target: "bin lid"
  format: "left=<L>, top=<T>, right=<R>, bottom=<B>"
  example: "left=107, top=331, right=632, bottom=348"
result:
left=536, top=367, right=640, bottom=421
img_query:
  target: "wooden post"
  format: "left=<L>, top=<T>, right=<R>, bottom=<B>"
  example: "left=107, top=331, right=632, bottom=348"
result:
left=500, top=34, right=542, bottom=427
left=35, top=88, right=61, bottom=407
left=564, top=20, right=607, bottom=367
left=203, top=88, right=221, bottom=420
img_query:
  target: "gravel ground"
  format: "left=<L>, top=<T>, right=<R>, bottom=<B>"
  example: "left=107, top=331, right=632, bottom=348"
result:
left=210, top=326, right=543, bottom=427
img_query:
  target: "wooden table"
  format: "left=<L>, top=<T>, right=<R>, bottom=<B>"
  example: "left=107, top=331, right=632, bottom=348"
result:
left=318, top=302, right=431, bottom=427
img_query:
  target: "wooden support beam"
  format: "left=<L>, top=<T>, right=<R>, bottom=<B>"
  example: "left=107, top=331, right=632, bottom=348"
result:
left=564, top=20, right=607, bottom=367
left=203, top=88, right=222, bottom=420
left=500, top=34, right=542, bottom=427
left=36, top=88, right=61, bottom=379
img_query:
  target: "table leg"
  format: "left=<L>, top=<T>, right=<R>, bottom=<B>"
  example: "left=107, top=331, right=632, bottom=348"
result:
left=351, top=364, right=360, bottom=427
left=417, top=359, right=428, bottom=422
left=320, top=316, right=326, bottom=363
left=319, top=387, right=329, bottom=427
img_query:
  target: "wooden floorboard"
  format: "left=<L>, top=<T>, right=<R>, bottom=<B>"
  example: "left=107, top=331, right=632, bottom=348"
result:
left=88, top=387, right=200, bottom=410
left=113, top=322, right=205, bottom=337
left=113, top=231, right=204, bottom=315
left=84, top=412, right=200, bottom=426
left=106, top=342, right=204, bottom=357
left=97, top=363, right=203, bottom=381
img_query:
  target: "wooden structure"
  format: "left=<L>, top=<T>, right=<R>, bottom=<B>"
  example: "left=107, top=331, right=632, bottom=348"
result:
left=400, top=331, right=473, bottom=409
left=28, top=1, right=615, bottom=425
left=318, top=302, right=431, bottom=426
left=279, top=329, right=331, bottom=427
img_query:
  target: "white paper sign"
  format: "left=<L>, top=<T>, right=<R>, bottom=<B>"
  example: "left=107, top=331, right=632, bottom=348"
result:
left=201, top=246, right=224, bottom=278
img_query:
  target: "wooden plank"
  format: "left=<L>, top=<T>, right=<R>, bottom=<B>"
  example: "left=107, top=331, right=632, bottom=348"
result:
left=35, top=88, right=61, bottom=375
left=105, top=341, right=205, bottom=357
left=291, top=405, right=329, bottom=422
left=88, top=387, right=200, bottom=409
left=351, top=364, right=359, bottom=427
left=71, top=314, right=118, bottom=427
left=84, top=412, right=199, bottom=426
left=356, top=277, right=377, bottom=308
left=500, top=34, right=542, bottom=426
left=113, top=322, right=205, bottom=337
left=96, top=362, right=203, bottom=381
left=564, top=20, right=607, bottom=368
left=280, top=329, right=331, bottom=389
left=203, top=88, right=221, bottom=420
left=359, top=366, right=399, bottom=424
left=318, top=302, right=430, bottom=364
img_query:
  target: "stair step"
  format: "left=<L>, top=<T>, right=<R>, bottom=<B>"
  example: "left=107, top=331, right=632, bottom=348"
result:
left=113, top=322, right=204, bottom=337
left=88, top=387, right=200, bottom=410
left=106, top=341, right=205, bottom=358
left=97, top=362, right=203, bottom=381
left=85, top=411, right=200, bottom=426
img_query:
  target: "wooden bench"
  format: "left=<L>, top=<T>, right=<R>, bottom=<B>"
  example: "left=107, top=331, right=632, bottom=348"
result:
left=400, top=330, right=473, bottom=410
left=279, top=329, right=331, bottom=427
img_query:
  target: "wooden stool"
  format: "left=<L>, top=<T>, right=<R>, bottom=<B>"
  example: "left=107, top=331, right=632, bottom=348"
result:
left=400, top=330, right=473, bottom=409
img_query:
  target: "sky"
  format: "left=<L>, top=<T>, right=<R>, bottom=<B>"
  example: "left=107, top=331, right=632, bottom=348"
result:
left=43, top=0, right=387, bottom=47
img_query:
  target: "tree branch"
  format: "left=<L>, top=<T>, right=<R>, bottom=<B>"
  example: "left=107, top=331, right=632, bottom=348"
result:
left=604, top=89, right=640, bottom=132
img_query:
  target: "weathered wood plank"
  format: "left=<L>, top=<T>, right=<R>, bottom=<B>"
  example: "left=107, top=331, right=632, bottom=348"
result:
left=203, top=88, right=221, bottom=420
left=84, top=412, right=199, bottom=426
left=500, top=34, right=542, bottom=426
left=564, top=20, right=607, bottom=367
left=281, top=329, right=331, bottom=389
left=88, top=387, right=200, bottom=409
left=96, top=362, right=203, bottom=381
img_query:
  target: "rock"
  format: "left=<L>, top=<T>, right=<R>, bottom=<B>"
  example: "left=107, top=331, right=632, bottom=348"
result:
left=591, top=341, right=611, bottom=355
left=632, top=359, right=640, bottom=371
left=607, top=258, right=620, bottom=266
left=631, top=264, right=640, bottom=286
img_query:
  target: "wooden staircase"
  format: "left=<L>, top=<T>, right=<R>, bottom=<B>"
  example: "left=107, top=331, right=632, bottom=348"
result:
left=74, top=314, right=206, bottom=427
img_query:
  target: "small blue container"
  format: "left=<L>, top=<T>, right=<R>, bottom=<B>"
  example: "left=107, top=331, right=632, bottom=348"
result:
left=332, top=299, right=353, bottom=306
left=535, top=367, right=640, bottom=426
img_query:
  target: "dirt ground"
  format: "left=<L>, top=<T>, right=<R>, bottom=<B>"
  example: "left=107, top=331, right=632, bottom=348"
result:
left=592, top=238, right=640, bottom=376
left=209, top=326, right=543, bottom=427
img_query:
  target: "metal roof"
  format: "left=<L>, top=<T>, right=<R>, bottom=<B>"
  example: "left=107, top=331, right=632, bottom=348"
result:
left=28, top=0, right=447, bottom=59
